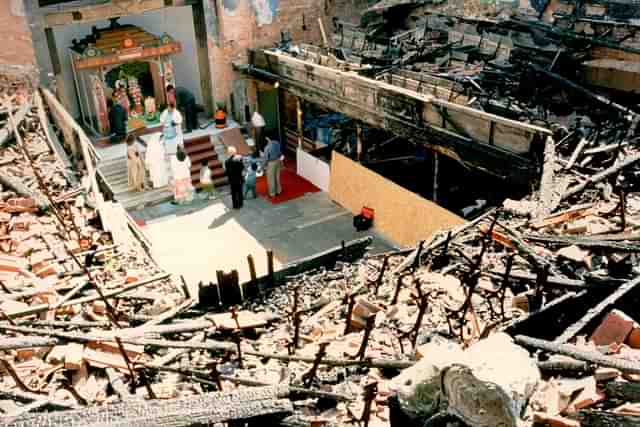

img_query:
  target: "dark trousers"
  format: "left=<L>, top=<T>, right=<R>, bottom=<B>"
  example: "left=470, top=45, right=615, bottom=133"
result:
left=110, top=133, right=126, bottom=144
left=230, top=181, right=244, bottom=209
left=182, top=101, right=198, bottom=133
left=243, top=181, right=257, bottom=199
left=254, top=127, right=265, bottom=152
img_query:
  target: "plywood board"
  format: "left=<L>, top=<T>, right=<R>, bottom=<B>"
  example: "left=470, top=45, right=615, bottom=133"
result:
left=207, top=311, right=266, bottom=330
left=329, top=152, right=464, bottom=247
left=218, top=127, right=252, bottom=156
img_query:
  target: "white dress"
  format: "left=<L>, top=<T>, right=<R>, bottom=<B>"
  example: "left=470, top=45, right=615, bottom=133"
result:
left=145, top=133, right=169, bottom=188
left=170, top=156, right=194, bottom=204
left=160, top=109, right=184, bottom=156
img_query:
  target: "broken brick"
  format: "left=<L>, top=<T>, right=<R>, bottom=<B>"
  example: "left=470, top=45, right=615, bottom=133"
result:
left=627, top=327, right=640, bottom=349
left=0, top=254, right=28, bottom=274
left=591, top=310, right=636, bottom=346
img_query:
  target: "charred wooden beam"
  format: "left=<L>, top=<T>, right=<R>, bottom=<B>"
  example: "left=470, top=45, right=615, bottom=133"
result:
left=561, top=153, right=640, bottom=201
left=554, top=275, right=640, bottom=343
left=0, top=336, right=59, bottom=350
left=244, top=237, right=372, bottom=296
left=9, top=386, right=292, bottom=427
left=515, top=335, right=640, bottom=374
left=239, top=62, right=539, bottom=186
left=523, top=233, right=640, bottom=252
left=605, top=381, right=640, bottom=402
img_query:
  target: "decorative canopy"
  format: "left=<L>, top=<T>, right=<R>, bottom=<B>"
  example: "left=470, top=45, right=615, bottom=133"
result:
left=72, top=24, right=182, bottom=70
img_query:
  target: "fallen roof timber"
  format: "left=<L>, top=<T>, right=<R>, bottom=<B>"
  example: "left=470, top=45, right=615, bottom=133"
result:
left=243, top=49, right=551, bottom=185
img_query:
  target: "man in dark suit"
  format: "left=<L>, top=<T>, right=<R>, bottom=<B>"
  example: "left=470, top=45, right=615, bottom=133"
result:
left=108, top=95, right=127, bottom=143
left=166, top=85, right=198, bottom=133
left=224, top=146, right=245, bottom=209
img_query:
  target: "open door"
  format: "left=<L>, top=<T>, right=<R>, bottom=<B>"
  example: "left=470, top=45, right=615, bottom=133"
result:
left=257, top=89, right=280, bottom=138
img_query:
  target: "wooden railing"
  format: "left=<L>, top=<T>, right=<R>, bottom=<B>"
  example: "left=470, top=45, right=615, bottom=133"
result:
left=40, top=87, right=154, bottom=253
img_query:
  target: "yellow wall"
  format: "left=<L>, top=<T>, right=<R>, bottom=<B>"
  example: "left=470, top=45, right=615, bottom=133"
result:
left=329, top=152, right=465, bottom=247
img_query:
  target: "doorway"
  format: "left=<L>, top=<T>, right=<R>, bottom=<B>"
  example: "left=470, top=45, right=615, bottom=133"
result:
left=257, top=89, right=280, bottom=140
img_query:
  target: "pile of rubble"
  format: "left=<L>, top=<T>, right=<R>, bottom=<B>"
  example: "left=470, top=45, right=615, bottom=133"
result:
left=2, top=4, right=640, bottom=427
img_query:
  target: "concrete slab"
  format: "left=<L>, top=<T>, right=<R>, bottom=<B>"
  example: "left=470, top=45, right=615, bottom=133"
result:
left=133, top=191, right=396, bottom=287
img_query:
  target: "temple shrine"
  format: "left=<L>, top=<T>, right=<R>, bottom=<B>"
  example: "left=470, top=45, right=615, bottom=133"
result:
left=69, top=20, right=182, bottom=138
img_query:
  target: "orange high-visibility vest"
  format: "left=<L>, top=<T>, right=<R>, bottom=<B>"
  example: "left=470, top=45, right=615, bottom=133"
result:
left=215, top=109, right=226, bottom=129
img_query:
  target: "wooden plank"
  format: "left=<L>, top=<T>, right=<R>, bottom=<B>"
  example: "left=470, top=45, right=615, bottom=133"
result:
left=218, top=127, right=251, bottom=156
left=75, top=43, right=182, bottom=70
left=207, top=311, right=267, bottom=330
left=44, top=0, right=166, bottom=27
left=0, top=102, right=30, bottom=146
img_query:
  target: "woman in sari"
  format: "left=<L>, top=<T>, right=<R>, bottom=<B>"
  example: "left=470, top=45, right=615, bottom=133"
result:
left=126, top=134, right=145, bottom=192
left=170, top=146, right=194, bottom=204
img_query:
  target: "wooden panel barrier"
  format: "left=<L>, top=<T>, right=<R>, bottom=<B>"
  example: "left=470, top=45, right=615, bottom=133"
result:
left=329, top=152, right=464, bottom=247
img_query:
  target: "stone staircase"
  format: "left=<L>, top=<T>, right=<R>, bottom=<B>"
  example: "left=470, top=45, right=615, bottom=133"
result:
left=183, top=135, right=228, bottom=189
left=97, top=133, right=230, bottom=211
left=97, top=156, right=173, bottom=210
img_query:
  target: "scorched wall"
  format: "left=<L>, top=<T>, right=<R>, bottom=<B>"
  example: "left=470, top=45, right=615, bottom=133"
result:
left=0, top=0, right=36, bottom=70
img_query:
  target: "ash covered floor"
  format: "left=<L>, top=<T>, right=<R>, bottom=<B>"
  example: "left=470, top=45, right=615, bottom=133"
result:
left=133, top=191, right=396, bottom=287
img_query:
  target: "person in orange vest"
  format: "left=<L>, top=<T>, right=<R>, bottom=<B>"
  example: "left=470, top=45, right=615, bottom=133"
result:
left=215, top=107, right=226, bottom=129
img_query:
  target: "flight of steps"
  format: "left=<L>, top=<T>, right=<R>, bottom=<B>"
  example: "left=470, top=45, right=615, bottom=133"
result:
left=183, top=135, right=228, bottom=190
left=97, top=156, right=173, bottom=210
left=96, top=133, right=230, bottom=211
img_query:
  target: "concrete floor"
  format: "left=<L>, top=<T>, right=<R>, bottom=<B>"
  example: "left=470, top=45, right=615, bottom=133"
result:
left=131, top=190, right=396, bottom=287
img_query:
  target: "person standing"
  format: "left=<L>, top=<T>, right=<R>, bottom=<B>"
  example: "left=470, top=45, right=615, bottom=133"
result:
left=199, top=160, right=218, bottom=200
left=243, top=163, right=258, bottom=199
left=170, top=146, right=194, bottom=205
left=144, top=133, right=169, bottom=189
left=251, top=111, right=266, bottom=152
left=225, top=146, right=245, bottom=209
left=167, top=85, right=198, bottom=133
left=263, top=137, right=282, bottom=198
left=115, top=83, right=130, bottom=116
left=160, top=101, right=184, bottom=184
left=108, top=95, right=127, bottom=144
left=126, top=135, right=145, bottom=192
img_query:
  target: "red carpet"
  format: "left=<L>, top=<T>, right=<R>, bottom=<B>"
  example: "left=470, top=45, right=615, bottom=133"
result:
left=256, top=168, right=320, bottom=204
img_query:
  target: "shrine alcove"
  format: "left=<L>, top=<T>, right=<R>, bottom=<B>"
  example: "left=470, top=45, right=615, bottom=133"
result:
left=69, top=21, right=182, bottom=138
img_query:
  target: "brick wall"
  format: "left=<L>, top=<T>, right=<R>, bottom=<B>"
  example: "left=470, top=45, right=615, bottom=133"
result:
left=0, top=0, right=36, bottom=69
left=209, top=0, right=371, bottom=110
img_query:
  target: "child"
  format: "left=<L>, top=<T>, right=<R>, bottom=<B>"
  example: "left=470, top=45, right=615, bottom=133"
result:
left=244, top=162, right=258, bottom=199
left=199, top=160, right=218, bottom=200
left=170, top=146, right=194, bottom=205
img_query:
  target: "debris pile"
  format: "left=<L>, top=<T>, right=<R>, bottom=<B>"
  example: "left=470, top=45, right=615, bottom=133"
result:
left=244, top=0, right=640, bottom=425
left=2, top=3, right=640, bottom=427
